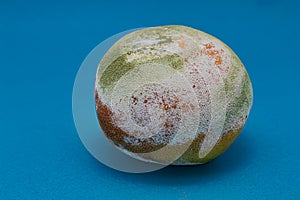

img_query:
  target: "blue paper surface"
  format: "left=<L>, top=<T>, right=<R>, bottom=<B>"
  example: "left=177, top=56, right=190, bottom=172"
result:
left=0, top=1, right=299, bottom=199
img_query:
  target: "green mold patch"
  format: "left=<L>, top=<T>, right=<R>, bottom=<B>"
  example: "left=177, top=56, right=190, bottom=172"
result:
left=223, top=52, right=252, bottom=126
left=157, top=34, right=173, bottom=45
left=99, top=52, right=184, bottom=92
left=155, top=54, right=184, bottom=71
left=99, top=54, right=135, bottom=92
left=224, top=72, right=252, bottom=126
left=224, top=54, right=244, bottom=98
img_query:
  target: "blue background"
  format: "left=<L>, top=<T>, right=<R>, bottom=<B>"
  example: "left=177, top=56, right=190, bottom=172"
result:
left=0, top=0, right=299, bottom=199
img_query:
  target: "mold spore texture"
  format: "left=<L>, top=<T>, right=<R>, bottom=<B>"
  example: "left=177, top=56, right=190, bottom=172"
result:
left=95, top=25, right=253, bottom=165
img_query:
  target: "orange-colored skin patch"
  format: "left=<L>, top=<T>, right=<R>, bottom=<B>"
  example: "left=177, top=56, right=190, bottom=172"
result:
left=95, top=91, right=178, bottom=153
left=95, top=91, right=167, bottom=153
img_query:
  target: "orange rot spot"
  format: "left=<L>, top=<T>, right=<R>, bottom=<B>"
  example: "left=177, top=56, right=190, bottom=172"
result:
left=207, top=50, right=218, bottom=57
left=179, top=41, right=186, bottom=48
left=204, top=43, right=214, bottom=49
left=171, top=104, right=177, bottom=109
left=215, top=56, right=222, bottom=65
